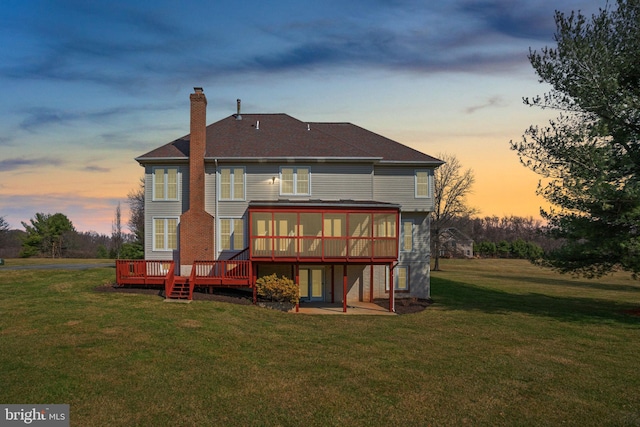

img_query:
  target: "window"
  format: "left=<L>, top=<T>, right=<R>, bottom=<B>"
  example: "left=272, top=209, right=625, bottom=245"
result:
left=401, top=220, right=414, bottom=252
left=415, top=170, right=430, bottom=198
left=220, top=218, right=244, bottom=251
left=153, top=167, right=179, bottom=201
left=153, top=218, right=178, bottom=251
left=219, top=167, right=245, bottom=200
left=385, top=265, right=410, bottom=291
left=280, top=167, right=310, bottom=195
left=395, top=266, right=409, bottom=291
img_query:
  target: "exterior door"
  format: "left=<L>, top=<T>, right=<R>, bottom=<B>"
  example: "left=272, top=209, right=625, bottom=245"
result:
left=299, top=267, right=324, bottom=301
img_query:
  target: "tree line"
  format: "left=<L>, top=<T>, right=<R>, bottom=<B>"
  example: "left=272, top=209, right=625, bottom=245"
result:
left=0, top=179, right=145, bottom=259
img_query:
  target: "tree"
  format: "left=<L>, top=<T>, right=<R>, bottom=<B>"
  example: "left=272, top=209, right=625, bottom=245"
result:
left=0, top=216, right=9, bottom=233
left=431, top=153, right=477, bottom=270
left=111, top=202, right=123, bottom=259
left=511, top=0, right=640, bottom=277
left=127, top=177, right=145, bottom=246
left=20, top=213, right=75, bottom=258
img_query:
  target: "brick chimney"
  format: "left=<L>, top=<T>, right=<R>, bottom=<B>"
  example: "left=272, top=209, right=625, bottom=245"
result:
left=179, top=87, right=214, bottom=274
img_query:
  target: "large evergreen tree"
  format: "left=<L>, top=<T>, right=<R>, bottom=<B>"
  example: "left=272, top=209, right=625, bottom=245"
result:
left=511, top=0, right=640, bottom=277
left=21, top=213, right=75, bottom=258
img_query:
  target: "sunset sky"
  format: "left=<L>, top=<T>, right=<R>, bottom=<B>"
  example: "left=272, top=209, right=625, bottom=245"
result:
left=0, top=0, right=604, bottom=235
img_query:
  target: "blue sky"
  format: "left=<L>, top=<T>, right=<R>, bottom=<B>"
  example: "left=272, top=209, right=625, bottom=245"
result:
left=0, top=0, right=604, bottom=234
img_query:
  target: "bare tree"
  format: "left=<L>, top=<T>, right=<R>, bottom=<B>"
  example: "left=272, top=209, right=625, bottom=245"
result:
left=127, top=177, right=145, bottom=245
left=0, top=216, right=9, bottom=233
left=432, top=153, right=477, bottom=270
left=111, top=202, right=123, bottom=259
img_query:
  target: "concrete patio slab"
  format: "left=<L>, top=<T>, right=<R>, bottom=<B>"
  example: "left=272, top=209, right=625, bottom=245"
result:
left=293, top=301, right=396, bottom=315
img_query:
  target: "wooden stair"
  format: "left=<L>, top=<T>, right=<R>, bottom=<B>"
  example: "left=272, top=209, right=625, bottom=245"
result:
left=166, top=277, right=190, bottom=301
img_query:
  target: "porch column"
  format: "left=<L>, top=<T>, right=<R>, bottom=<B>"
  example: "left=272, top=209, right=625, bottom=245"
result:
left=389, top=263, right=395, bottom=313
left=252, top=262, right=257, bottom=304
left=343, top=264, right=348, bottom=313
left=295, top=264, right=300, bottom=313
left=369, top=264, right=374, bottom=303
left=331, top=265, right=335, bottom=304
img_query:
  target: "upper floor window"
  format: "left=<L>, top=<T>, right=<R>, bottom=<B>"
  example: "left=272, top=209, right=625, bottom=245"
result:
left=220, top=167, right=245, bottom=200
left=415, top=170, right=431, bottom=198
left=280, top=167, right=310, bottom=196
left=153, top=167, right=179, bottom=201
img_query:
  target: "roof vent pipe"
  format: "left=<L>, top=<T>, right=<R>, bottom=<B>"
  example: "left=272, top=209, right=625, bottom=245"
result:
left=256, top=120, right=260, bottom=130
left=236, top=99, right=242, bottom=120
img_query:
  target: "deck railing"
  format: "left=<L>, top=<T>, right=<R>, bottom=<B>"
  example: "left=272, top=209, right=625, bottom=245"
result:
left=116, top=260, right=174, bottom=285
left=191, top=260, right=251, bottom=281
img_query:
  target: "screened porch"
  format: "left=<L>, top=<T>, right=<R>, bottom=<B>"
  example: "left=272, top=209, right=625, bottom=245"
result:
left=248, top=201, right=400, bottom=263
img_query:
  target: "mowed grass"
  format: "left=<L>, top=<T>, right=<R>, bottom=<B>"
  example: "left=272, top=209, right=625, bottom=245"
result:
left=0, top=259, right=639, bottom=426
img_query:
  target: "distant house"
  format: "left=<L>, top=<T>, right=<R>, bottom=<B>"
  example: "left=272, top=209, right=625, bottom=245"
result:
left=438, top=228, right=474, bottom=259
left=117, top=88, right=443, bottom=311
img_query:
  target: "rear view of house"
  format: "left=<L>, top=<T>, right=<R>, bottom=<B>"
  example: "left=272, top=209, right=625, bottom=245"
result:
left=117, top=88, right=442, bottom=312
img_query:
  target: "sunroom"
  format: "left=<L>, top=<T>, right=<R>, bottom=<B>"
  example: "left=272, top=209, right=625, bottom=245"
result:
left=248, top=200, right=401, bottom=312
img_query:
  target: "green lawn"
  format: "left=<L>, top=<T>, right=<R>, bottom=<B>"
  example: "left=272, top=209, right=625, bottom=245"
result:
left=1, top=259, right=639, bottom=426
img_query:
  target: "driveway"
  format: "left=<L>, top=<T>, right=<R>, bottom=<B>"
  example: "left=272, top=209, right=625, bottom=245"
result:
left=0, top=262, right=114, bottom=271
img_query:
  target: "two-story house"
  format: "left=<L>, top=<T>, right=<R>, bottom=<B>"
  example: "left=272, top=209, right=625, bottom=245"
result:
left=117, top=88, right=442, bottom=311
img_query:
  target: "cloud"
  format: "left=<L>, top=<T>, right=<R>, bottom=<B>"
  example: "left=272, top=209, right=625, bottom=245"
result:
left=19, top=104, right=177, bottom=132
left=465, top=96, right=507, bottom=114
left=0, top=0, right=557, bottom=93
left=0, top=157, right=63, bottom=172
left=84, top=165, right=111, bottom=173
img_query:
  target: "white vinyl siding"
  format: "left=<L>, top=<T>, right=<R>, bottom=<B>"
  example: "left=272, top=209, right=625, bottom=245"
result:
left=153, top=167, right=179, bottom=201
left=415, top=170, right=430, bottom=198
left=219, top=167, right=245, bottom=200
left=280, top=167, right=310, bottom=196
left=220, top=218, right=244, bottom=251
left=153, top=217, right=178, bottom=251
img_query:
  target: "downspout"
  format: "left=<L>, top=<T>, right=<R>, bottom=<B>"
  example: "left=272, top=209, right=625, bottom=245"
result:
left=214, top=158, right=219, bottom=259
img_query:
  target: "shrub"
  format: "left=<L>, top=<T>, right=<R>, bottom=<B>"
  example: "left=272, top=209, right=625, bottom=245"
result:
left=255, top=274, right=299, bottom=304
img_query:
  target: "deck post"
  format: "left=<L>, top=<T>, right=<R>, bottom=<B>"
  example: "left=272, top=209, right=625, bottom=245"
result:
left=343, top=264, right=348, bottom=313
left=295, top=264, right=300, bottom=313
left=331, top=265, right=335, bottom=304
left=389, top=263, right=395, bottom=313
left=369, top=264, right=374, bottom=303
left=252, top=262, right=257, bottom=304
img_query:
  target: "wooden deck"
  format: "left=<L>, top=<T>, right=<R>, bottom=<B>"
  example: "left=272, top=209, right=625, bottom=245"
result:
left=115, top=260, right=252, bottom=301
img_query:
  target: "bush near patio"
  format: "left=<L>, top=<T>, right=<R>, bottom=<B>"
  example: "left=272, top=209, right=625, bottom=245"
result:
left=256, top=273, right=299, bottom=304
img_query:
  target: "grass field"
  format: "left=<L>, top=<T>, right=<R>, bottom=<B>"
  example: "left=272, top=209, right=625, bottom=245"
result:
left=0, top=258, right=639, bottom=426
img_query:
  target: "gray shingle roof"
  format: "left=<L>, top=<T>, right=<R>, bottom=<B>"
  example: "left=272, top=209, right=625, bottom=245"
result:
left=137, top=113, right=442, bottom=164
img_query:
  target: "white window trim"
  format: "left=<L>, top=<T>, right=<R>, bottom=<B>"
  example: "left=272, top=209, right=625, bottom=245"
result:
left=152, top=217, right=179, bottom=251
left=414, top=169, right=431, bottom=199
left=218, top=166, right=246, bottom=201
left=152, top=167, right=180, bottom=201
left=401, top=219, right=414, bottom=252
left=218, top=217, right=245, bottom=252
left=279, top=166, right=311, bottom=196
